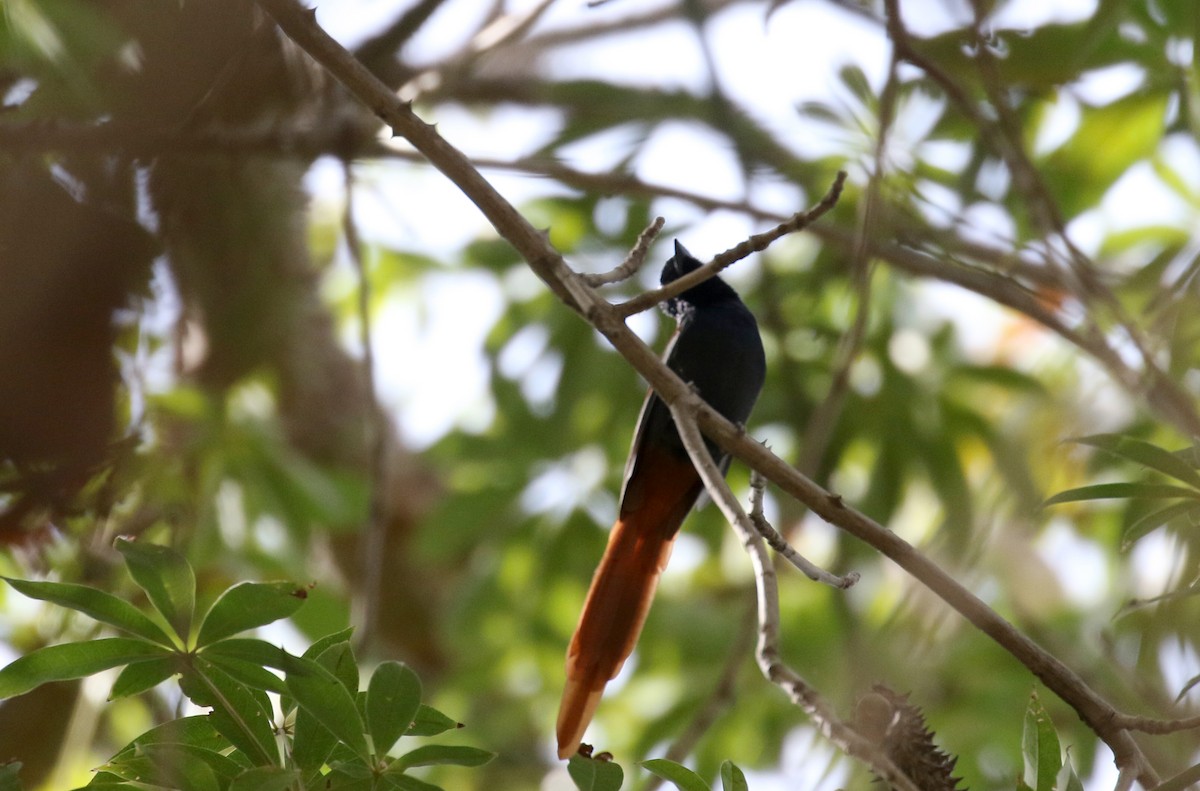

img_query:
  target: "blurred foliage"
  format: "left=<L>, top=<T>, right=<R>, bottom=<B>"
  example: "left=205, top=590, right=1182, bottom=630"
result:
left=1, top=0, right=1199, bottom=789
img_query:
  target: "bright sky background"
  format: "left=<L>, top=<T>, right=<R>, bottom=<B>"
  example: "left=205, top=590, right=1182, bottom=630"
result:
left=302, top=1, right=1190, bottom=786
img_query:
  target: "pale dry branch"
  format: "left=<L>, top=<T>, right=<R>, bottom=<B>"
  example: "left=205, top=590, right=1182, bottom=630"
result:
left=582, top=216, right=665, bottom=287
left=749, top=471, right=857, bottom=588
left=667, top=393, right=920, bottom=791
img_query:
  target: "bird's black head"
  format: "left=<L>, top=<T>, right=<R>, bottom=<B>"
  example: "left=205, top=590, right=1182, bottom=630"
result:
left=660, top=240, right=739, bottom=318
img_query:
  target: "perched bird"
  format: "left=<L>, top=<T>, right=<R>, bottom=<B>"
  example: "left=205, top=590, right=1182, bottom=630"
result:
left=557, top=240, right=766, bottom=759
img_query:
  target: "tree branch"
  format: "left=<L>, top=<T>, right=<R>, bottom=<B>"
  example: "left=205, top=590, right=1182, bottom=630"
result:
left=582, top=216, right=664, bottom=287
left=252, top=1, right=1172, bottom=785
left=667, top=393, right=920, bottom=791
left=614, top=171, right=846, bottom=317
left=748, top=471, right=857, bottom=588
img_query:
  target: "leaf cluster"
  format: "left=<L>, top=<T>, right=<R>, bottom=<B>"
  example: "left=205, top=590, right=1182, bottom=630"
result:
left=0, top=539, right=490, bottom=791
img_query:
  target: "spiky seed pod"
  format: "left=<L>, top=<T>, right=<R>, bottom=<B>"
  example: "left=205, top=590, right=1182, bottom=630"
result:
left=854, top=684, right=964, bottom=791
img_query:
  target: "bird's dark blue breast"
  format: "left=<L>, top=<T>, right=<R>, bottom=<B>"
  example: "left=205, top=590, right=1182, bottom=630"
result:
left=630, top=295, right=765, bottom=470
left=667, top=300, right=765, bottom=430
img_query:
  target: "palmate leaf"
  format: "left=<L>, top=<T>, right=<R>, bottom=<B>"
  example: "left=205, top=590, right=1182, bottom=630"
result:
left=182, top=658, right=279, bottom=765
left=229, top=767, right=302, bottom=791
left=108, top=715, right=226, bottom=757
left=719, top=762, right=748, bottom=791
left=406, top=704, right=460, bottom=737
left=379, top=773, right=442, bottom=791
left=101, top=743, right=241, bottom=791
left=109, top=656, right=179, bottom=699
left=0, top=638, right=169, bottom=699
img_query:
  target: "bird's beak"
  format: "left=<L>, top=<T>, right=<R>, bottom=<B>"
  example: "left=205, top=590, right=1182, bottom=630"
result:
left=674, top=240, right=691, bottom=259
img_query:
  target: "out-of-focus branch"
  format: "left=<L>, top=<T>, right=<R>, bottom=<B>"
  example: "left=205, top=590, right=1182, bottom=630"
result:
left=883, top=0, right=1200, bottom=438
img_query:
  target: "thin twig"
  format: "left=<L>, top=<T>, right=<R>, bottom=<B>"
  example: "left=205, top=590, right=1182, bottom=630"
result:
left=1113, top=712, right=1200, bottom=735
left=399, top=0, right=560, bottom=101
left=582, top=216, right=664, bottom=287
left=614, top=171, right=846, bottom=317
left=749, top=471, right=857, bottom=589
left=667, top=394, right=920, bottom=791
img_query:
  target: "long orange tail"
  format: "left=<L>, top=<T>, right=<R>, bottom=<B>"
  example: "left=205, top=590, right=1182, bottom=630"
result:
left=556, top=447, right=700, bottom=759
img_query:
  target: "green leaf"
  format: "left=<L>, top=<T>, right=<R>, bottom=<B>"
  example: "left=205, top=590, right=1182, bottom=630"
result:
left=201, top=651, right=288, bottom=696
left=2, top=578, right=174, bottom=646
left=183, top=659, right=279, bottom=765
left=201, top=638, right=301, bottom=674
left=303, top=627, right=355, bottom=659
left=196, top=582, right=307, bottom=646
left=1022, top=692, right=1061, bottom=791
left=368, top=661, right=421, bottom=756
left=292, top=702, right=338, bottom=780
left=1074, top=434, right=1200, bottom=488
left=392, top=744, right=494, bottom=770
left=1041, top=92, right=1168, bottom=217
left=314, top=640, right=358, bottom=696
left=719, top=761, right=748, bottom=791
left=381, top=774, right=444, bottom=791
left=285, top=654, right=369, bottom=760
left=1042, top=482, right=1200, bottom=507
left=406, top=704, right=461, bottom=737
left=568, top=753, right=626, bottom=791
left=1122, top=500, right=1200, bottom=548
left=1060, top=750, right=1086, bottom=791
left=0, top=763, right=21, bottom=791
left=640, top=759, right=709, bottom=791
left=229, top=767, right=302, bottom=791
left=0, top=638, right=168, bottom=699
left=109, top=656, right=178, bottom=699
left=109, top=716, right=226, bottom=757
left=78, top=771, right=139, bottom=789
left=101, top=743, right=238, bottom=791
left=114, top=538, right=196, bottom=640
left=321, top=761, right=374, bottom=791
